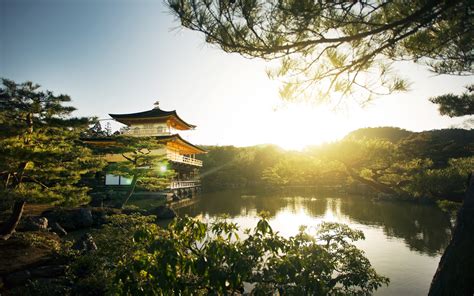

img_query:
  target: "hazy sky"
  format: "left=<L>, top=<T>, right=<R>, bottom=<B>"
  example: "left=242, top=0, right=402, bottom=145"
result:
left=1, top=0, right=472, bottom=149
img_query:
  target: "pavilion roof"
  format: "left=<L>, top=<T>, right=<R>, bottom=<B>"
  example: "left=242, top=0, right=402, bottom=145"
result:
left=157, top=134, right=206, bottom=154
left=109, top=107, right=196, bottom=130
left=82, top=134, right=206, bottom=155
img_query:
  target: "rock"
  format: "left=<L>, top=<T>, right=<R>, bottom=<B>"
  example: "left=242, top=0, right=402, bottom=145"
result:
left=91, top=209, right=107, bottom=226
left=75, top=208, right=93, bottom=228
left=72, top=233, right=97, bottom=252
left=43, top=207, right=123, bottom=230
left=30, top=265, right=67, bottom=277
left=21, top=216, right=48, bottom=231
left=50, top=222, right=67, bottom=236
left=91, top=207, right=122, bottom=226
left=4, top=270, right=31, bottom=287
left=147, top=205, right=176, bottom=219
left=42, top=208, right=93, bottom=231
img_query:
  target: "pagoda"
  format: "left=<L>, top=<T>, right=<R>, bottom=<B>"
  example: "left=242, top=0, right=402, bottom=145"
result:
left=97, top=102, right=205, bottom=196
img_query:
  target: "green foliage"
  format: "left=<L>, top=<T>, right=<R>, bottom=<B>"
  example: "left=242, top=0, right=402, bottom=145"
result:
left=430, top=84, right=474, bottom=117
left=167, top=0, right=472, bottom=103
left=0, top=79, right=104, bottom=205
left=104, top=136, right=173, bottom=190
left=14, top=231, right=61, bottom=251
left=200, top=127, right=473, bottom=201
left=83, top=120, right=113, bottom=138
left=436, top=199, right=462, bottom=227
left=199, top=145, right=284, bottom=189
left=406, top=157, right=473, bottom=199
left=199, top=145, right=346, bottom=190
left=113, top=215, right=389, bottom=295
left=262, top=156, right=344, bottom=187
left=59, top=214, right=157, bottom=295
left=309, top=128, right=473, bottom=199
left=398, top=129, right=474, bottom=165
left=313, top=138, right=406, bottom=195
left=89, top=136, right=174, bottom=207
left=19, top=215, right=386, bottom=295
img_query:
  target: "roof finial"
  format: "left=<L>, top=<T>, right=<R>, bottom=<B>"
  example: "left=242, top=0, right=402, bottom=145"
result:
left=153, top=101, right=160, bottom=109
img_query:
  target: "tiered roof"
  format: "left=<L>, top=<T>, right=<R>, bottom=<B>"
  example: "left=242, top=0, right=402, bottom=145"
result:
left=109, top=106, right=196, bottom=130
left=157, top=134, right=206, bottom=154
left=105, top=103, right=205, bottom=155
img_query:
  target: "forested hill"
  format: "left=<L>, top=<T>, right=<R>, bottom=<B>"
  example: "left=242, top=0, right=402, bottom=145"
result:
left=345, top=127, right=474, bottom=164
left=344, top=127, right=413, bottom=143
left=197, top=127, right=473, bottom=200
left=345, top=127, right=473, bottom=145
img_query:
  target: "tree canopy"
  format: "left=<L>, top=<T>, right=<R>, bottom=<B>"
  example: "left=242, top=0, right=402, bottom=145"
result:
left=85, top=135, right=174, bottom=208
left=113, top=215, right=389, bottom=295
left=430, top=84, right=474, bottom=117
left=0, top=79, right=104, bottom=205
left=167, top=0, right=473, bottom=103
left=198, top=127, right=473, bottom=201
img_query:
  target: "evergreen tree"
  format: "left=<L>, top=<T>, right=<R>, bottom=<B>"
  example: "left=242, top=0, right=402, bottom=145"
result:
left=0, top=79, right=104, bottom=206
left=167, top=0, right=472, bottom=103
left=430, top=84, right=474, bottom=117
left=87, top=120, right=108, bottom=137
left=87, top=136, right=174, bottom=208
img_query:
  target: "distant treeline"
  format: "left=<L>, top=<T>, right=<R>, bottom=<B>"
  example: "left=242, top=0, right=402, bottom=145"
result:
left=197, top=127, right=474, bottom=201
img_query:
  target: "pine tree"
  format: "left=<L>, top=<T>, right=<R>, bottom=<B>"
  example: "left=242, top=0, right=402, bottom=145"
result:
left=0, top=79, right=104, bottom=206
left=167, top=0, right=472, bottom=103
left=87, top=135, right=174, bottom=208
left=430, top=84, right=474, bottom=117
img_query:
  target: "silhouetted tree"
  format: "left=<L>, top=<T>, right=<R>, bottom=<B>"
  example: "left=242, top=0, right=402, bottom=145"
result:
left=428, top=83, right=474, bottom=294
left=430, top=84, right=474, bottom=117
left=429, top=174, right=474, bottom=295
left=167, top=0, right=472, bottom=103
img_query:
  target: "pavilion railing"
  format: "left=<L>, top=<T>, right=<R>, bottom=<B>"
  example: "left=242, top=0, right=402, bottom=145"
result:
left=167, top=151, right=203, bottom=167
left=123, top=128, right=171, bottom=137
left=169, top=180, right=201, bottom=189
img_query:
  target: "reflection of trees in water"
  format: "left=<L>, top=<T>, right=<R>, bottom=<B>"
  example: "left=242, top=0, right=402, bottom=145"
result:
left=179, top=191, right=451, bottom=256
left=339, top=197, right=451, bottom=256
left=180, top=190, right=326, bottom=218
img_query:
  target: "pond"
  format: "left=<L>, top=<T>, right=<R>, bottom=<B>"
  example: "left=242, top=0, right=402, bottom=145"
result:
left=175, top=190, right=452, bottom=296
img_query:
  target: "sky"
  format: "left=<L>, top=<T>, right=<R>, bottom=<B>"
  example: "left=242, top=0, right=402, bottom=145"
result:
left=1, top=0, right=472, bottom=150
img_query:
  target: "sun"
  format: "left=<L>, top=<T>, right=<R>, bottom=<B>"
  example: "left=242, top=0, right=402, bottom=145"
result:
left=265, top=104, right=351, bottom=150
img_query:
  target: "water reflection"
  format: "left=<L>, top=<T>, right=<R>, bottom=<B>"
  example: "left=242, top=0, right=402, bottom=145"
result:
left=178, top=190, right=451, bottom=256
left=338, top=197, right=451, bottom=256
left=176, top=190, right=451, bottom=295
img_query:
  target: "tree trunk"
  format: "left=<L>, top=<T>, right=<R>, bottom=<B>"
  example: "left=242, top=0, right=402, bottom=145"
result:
left=428, top=173, right=474, bottom=296
left=121, top=174, right=138, bottom=209
left=345, top=167, right=398, bottom=195
left=0, top=200, right=26, bottom=240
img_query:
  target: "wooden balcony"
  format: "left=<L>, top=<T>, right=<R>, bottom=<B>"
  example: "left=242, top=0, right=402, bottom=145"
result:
left=124, top=128, right=170, bottom=137
left=169, top=180, right=200, bottom=189
left=167, top=151, right=203, bottom=167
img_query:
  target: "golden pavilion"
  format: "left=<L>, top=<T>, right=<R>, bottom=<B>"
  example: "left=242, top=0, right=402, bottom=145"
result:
left=88, top=102, right=205, bottom=197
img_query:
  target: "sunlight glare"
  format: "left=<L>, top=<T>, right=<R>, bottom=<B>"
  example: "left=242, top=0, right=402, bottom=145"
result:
left=265, top=104, right=351, bottom=150
left=269, top=209, right=316, bottom=237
